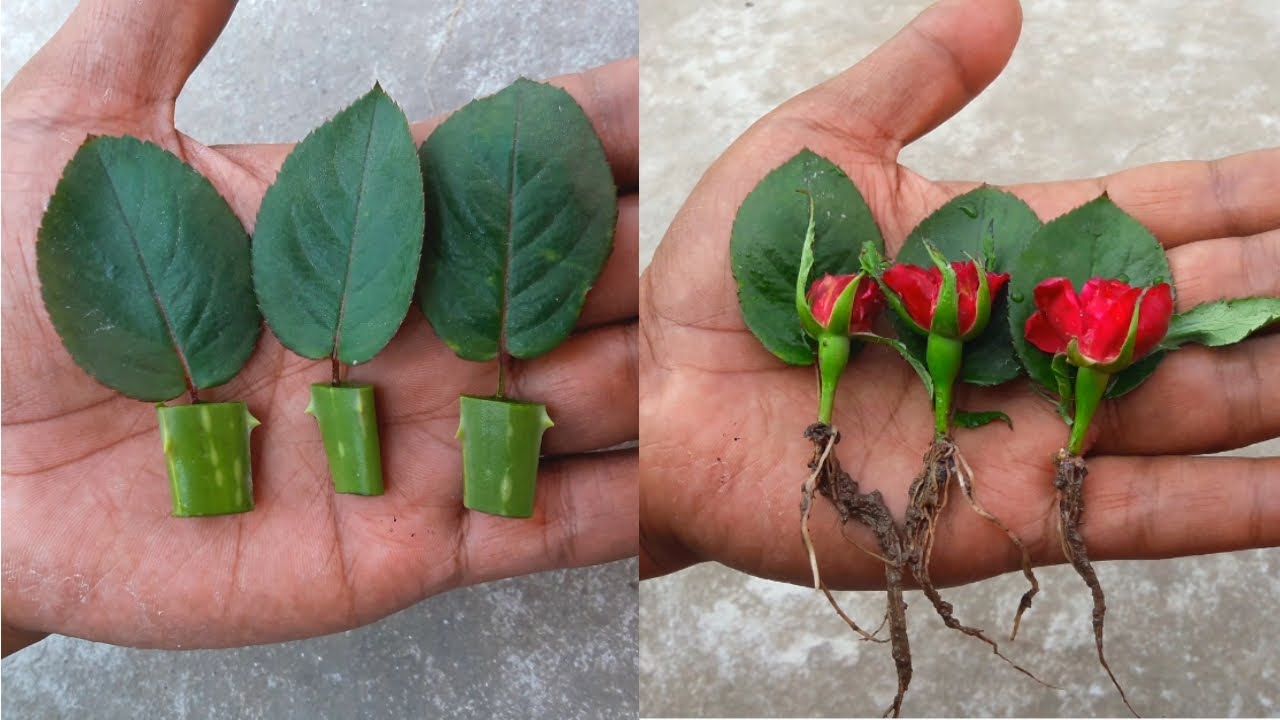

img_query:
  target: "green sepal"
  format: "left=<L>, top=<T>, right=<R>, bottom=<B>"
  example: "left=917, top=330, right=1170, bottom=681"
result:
left=1064, top=286, right=1149, bottom=373
left=824, top=276, right=864, bottom=336
left=861, top=242, right=929, bottom=337
left=795, top=191, right=824, bottom=339
left=457, top=395, right=554, bottom=518
left=1051, top=354, right=1075, bottom=422
left=924, top=242, right=961, bottom=339
left=953, top=410, right=1013, bottom=430
left=157, top=402, right=259, bottom=517
left=1068, top=366, right=1111, bottom=455
left=961, top=253, right=994, bottom=341
left=306, top=383, right=384, bottom=496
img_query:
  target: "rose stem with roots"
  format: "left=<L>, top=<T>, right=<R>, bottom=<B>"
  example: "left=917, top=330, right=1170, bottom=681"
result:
left=924, top=333, right=1040, bottom=641
left=1055, top=366, right=1138, bottom=716
left=901, top=436, right=1055, bottom=689
left=800, top=424, right=888, bottom=643
left=804, top=423, right=912, bottom=718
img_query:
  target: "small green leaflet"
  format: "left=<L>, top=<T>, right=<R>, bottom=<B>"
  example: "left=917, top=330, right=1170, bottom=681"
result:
left=953, top=410, right=1013, bottom=430
left=1008, top=194, right=1173, bottom=399
left=894, top=186, right=1042, bottom=386
left=37, top=136, right=260, bottom=402
left=417, top=78, right=617, bottom=362
left=730, top=149, right=883, bottom=365
left=851, top=333, right=934, bottom=400
left=253, top=84, right=424, bottom=364
left=1158, top=297, right=1280, bottom=350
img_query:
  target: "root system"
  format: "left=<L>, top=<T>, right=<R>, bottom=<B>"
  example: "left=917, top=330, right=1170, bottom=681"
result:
left=1056, top=450, right=1137, bottom=717
left=803, top=423, right=912, bottom=717
left=901, top=437, right=1052, bottom=689
left=798, top=426, right=1059, bottom=716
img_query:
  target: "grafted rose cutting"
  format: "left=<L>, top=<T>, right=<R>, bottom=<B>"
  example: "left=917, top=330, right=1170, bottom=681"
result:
left=797, top=271, right=884, bottom=426
left=876, top=252, right=1011, bottom=436
left=1025, top=277, right=1173, bottom=372
left=1023, top=276, right=1174, bottom=457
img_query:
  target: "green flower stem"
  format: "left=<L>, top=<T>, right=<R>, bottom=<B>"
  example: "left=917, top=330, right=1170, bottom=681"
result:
left=307, top=383, right=384, bottom=496
left=816, top=333, right=851, bottom=425
left=926, top=333, right=963, bottom=436
left=458, top=395, right=554, bottom=518
left=157, top=402, right=259, bottom=517
left=1069, top=366, right=1111, bottom=455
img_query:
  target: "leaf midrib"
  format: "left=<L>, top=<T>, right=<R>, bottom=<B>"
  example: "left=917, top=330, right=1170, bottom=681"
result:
left=96, top=144, right=197, bottom=399
left=498, top=87, right=524, bottom=360
left=330, top=97, right=382, bottom=364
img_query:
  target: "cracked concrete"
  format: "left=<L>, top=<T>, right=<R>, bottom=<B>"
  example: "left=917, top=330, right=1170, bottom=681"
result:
left=1, top=1, right=637, bottom=718
left=639, top=0, right=1278, bottom=717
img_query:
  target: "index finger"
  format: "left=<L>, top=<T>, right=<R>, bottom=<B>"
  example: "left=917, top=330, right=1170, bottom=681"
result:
left=1002, top=147, right=1280, bottom=248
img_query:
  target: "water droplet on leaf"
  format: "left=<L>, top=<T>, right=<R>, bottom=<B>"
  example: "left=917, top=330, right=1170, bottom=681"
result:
left=959, top=204, right=978, bottom=218
left=1010, top=290, right=1025, bottom=303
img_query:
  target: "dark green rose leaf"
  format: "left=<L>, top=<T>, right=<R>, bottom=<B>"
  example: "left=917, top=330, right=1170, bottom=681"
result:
left=417, top=78, right=617, bottom=362
left=253, top=84, right=424, bottom=364
left=37, top=136, right=260, bottom=402
left=895, top=186, right=1041, bottom=386
left=1008, top=194, right=1173, bottom=398
left=1158, top=297, right=1280, bottom=350
left=731, top=149, right=883, bottom=365
left=953, top=410, right=1013, bottom=430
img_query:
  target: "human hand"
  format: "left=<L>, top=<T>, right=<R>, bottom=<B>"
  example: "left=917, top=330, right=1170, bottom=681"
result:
left=640, top=0, right=1278, bottom=586
left=2, top=0, right=638, bottom=653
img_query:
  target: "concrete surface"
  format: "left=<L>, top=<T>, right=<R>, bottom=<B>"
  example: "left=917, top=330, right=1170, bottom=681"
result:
left=639, top=0, right=1278, bottom=717
left=1, top=1, right=637, bottom=718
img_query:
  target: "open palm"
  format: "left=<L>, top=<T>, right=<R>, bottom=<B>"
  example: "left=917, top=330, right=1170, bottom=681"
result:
left=2, top=0, right=638, bottom=651
left=640, top=0, right=1279, bottom=591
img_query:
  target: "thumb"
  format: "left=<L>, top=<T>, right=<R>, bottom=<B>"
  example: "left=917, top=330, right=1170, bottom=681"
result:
left=9, top=0, right=236, bottom=111
left=644, top=0, right=1023, bottom=335
left=779, top=0, right=1024, bottom=161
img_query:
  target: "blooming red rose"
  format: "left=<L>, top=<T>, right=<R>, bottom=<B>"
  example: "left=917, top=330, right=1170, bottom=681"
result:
left=807, top=273, right=884, bottom=333
left=1024, top=277, right=1173, bottom=369
left=882, top=260, right=1009, bottom=339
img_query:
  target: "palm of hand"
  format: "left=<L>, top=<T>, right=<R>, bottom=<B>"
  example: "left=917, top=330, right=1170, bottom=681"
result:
left=643, top=162, right=1078, bottom=589
left=640, top=0, right=1279, bottom=585
left=2, top=7, right=637, bottom=648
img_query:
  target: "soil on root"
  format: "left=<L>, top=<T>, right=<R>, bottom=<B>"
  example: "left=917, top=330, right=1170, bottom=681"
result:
left=901, top=437, right=1052, bottom=688
left=802, top=423, right=912, bottom=718
left=1056, top=450, right=1138, bottom=717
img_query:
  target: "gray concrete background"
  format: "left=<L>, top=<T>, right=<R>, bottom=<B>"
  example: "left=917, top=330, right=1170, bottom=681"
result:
left=1, top=1, right=638, bottom=718
left=639, top=0, right=1278, bottom=717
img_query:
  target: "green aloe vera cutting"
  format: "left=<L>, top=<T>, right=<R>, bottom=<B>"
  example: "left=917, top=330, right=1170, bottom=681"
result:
left=37, top=136, right=262, bottom=517
left=252, top=84, right=425, bottom=496
left=418, top=78, right=617, bottom=518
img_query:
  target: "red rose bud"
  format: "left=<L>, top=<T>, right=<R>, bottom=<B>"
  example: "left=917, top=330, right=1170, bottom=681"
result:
left=883, top=260, right=1010, bottom=340
left=805, top=273, right=884, bottom=335
left=1025, top=277, right=1173, bottom=372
